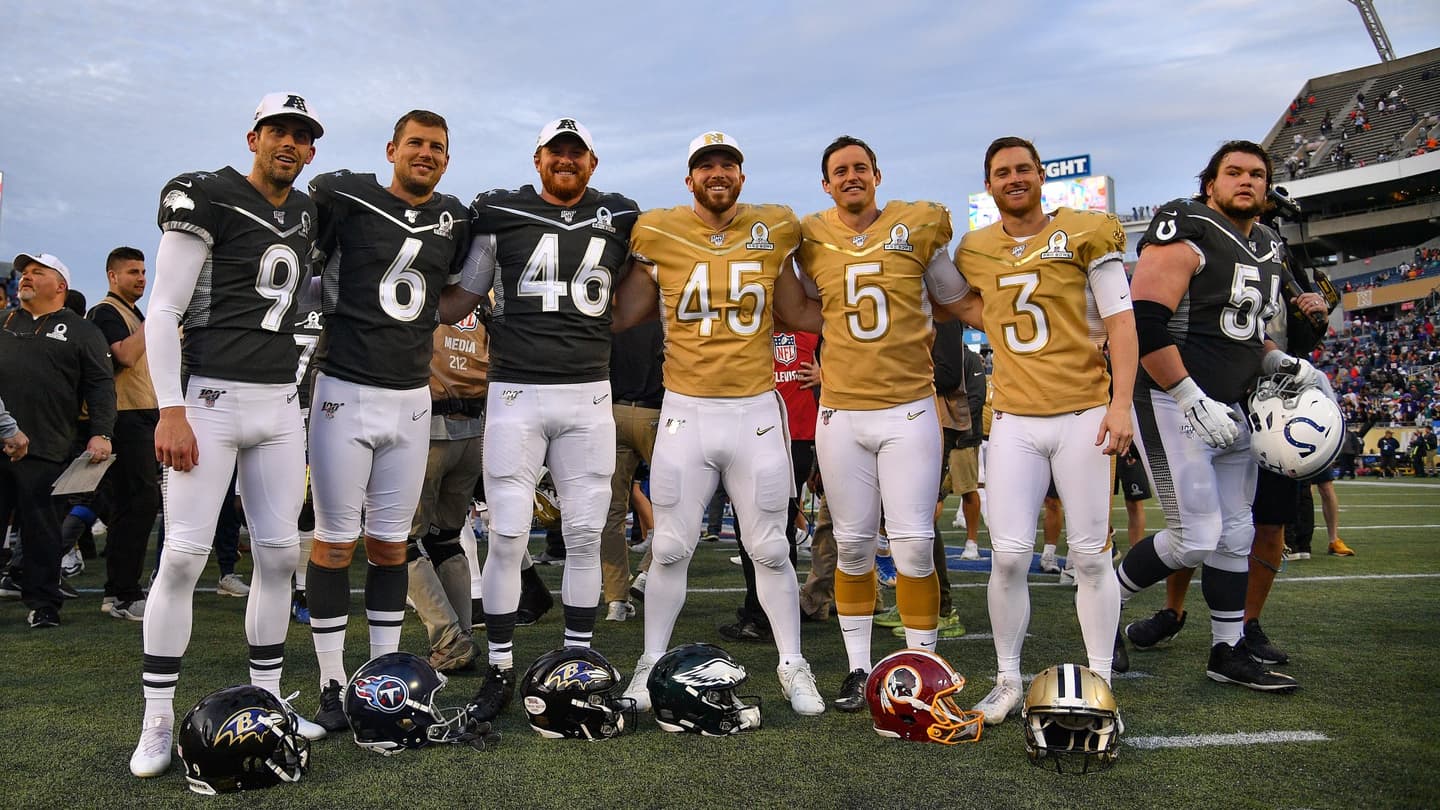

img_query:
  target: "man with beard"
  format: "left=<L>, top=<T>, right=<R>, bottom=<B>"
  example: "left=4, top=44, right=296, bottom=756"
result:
left=439, top=118, right=638, bottom=723
left=300, top=110, right=472, bottom=730
left=1114, top=140, right=1313, bottom=692
left=133, top=93, right=326, bottom=777
left=774, top=136, right=972, bottom=711
left=949, top=137, right=1135, bottom=725
left=611, top=131, right=824, bottom=719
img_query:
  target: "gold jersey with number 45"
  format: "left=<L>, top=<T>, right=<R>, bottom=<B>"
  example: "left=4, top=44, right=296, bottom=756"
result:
left=631, top=203, right=799, bottom=398
left=797, top=200, right=953, bottom=410
left=954, top=207, right=1125, bottom=417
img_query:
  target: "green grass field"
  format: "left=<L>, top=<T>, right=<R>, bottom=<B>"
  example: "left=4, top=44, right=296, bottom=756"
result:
left=3, top=479, right=1437, bottom=808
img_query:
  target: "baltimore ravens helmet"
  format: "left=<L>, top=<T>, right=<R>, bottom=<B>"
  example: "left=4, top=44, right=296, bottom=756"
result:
left=177, top=685, right=309, bottom=794
left=521, top=647, right=636, bottom=740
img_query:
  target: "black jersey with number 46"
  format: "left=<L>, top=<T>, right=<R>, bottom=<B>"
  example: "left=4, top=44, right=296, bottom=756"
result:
left=471, top=185, right=638, bottom=384
left=1137, top=198, right=1285, bottom=404
left=156, top=166, right=316, bottom=384
left=309, top=170, right=471, bottom=390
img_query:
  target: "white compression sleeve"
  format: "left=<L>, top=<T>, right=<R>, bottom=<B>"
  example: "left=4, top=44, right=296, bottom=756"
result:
left=145, top=230, right=210, bottom=408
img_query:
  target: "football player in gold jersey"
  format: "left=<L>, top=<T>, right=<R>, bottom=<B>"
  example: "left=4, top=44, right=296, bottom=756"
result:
left=611, top=131, right=825, bottom=719
left=774, top=136, right=972, bottom=712
left=949, top=137, right=1136, bottom=725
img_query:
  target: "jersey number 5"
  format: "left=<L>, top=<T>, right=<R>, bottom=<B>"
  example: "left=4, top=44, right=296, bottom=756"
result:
left=1221, top=262, right=1279, bottom=341
left=518, top=234, right=611, bottom=317
left=844, top=263, right=890, bottom=341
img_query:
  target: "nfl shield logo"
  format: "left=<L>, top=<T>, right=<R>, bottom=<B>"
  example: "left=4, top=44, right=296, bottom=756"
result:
left=773, top=333, right=797, bottom=365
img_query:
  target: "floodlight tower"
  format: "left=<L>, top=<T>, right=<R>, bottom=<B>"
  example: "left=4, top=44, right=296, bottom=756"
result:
left=1347, top=0, right=1395, bottom=62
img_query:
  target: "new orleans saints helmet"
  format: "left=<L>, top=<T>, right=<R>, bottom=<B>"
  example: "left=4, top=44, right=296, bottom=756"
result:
left=647, top=643, right=761, bottom=735
left=1021, top=663, right=1121, bottom=773
left=1248, top=373, right=1345, bottom=479
left=533, top=474, right=561, bottom=530
left=177, top=685, right=309, bottom=794
left=865, top=649, right=984, bottom=744
left=521, top=647, right=636, bottom=740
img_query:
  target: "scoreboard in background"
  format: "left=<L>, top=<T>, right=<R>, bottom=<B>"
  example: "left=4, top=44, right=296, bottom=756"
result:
left=966, top=153, right=1114, bottom=230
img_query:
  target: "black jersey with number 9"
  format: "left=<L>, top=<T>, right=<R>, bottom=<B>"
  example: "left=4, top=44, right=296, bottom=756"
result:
left=470, top=185, right=638, bottom=384
left=156, top=166, right=317, bottom=384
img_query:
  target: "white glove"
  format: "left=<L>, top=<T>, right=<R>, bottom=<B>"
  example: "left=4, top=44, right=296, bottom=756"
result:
left=1263, top=349, right=1321, bottom=389
left=1167, top=377, right=1240, bottom=449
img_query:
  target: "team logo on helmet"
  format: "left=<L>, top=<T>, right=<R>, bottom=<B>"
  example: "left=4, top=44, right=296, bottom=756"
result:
left=672, top=657, right=746, bottom=689
left=215, top=707, right=278, bottom=746
left=544, top=661, right=613, bottom=691
left=352, top=674, right=409, bottom=713
left=746, top=222, right=774, bottom=251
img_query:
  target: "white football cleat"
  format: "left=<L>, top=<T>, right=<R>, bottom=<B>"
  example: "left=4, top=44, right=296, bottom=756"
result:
left=960, top=541, right=981, bottom=561
left=625, top=653, right=658, bottom=712
left=972, top=678, right=1023, bottom=726
left=1038, top=551, right=1061, bottom=574
left=778, top=660, right=826, bottom=716
left=280, top=693, right=328, bottom=741
left=129, top=716, right=173, bottom=777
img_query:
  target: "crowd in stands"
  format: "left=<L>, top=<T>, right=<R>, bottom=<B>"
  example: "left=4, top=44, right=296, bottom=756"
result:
left=1340, top=247, right=1440, bottom=293
left=1315, top=305, right=1440, bottom=434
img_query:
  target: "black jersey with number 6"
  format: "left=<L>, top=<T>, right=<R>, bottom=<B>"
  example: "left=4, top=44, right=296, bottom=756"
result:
left=157, top=166, right=316, bottom=384
left=309, top=170, right=471, bottom=390
left=1137, top=198, right=1285, bottom=404
left=470, top=184, right=638, bottom=384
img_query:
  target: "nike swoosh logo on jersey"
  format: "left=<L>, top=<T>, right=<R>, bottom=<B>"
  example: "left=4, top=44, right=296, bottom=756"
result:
left=906, top=410, right=926, bottom=420
left=593, top=394, right=610, bottom=405
left=756, top=426, right=776, bottom=436
left=175, top=179, right=193, bottom=188
left=413, top=410, right=428, bottom=421
left=287, top=392, right=299, bottom=403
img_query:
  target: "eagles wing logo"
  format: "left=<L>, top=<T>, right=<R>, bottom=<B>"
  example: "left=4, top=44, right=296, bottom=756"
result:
left=214, top=707, right=278, bottom=747
left=672, top=658, right=746, bottom=689
left=163, top=190, right=195, bottom=213
left=353, top=674, right=409, bottom=713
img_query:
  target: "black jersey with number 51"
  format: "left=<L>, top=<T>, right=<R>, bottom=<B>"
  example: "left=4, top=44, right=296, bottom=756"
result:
left=156, top=167, right=317, bottom=384
left=470, top=185, right=638, bottom=384
left=308, top=170, right=471, bottom=390
left=1137, top=198, right=1285, bottom=404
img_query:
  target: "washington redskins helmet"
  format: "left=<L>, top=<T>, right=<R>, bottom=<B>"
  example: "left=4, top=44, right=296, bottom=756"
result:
left=1021, top=663, right=1121, bottom=773
left=647, top=643, right=761, bottom=736
left=177, top=685, right=309, bottom=794
left=1247, top=373, right=1345, bottom=479
left=521, top=647, right=636, bottom=740
left=865, top=649, right=984, bottom=744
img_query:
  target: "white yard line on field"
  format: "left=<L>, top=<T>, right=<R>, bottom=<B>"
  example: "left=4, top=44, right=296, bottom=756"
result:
left=1126, top=731, right=1329, bottom=749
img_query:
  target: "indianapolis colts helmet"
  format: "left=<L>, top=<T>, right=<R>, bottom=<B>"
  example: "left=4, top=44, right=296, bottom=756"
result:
left=521, top=647, right=636, bottom=740
left=344, top=652, right=476, bottom=754
left=177, top=685, right=309, bottom=795
left=1022, top=664, right=1122, bottom=773
left=1247, top=373, right=1345, bottom=479
left=647, top=643, right=761, bottom=735
left=866, top=649, right=984, bottom=744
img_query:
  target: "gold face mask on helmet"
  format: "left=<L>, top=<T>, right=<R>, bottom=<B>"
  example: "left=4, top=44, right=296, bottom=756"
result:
left=1021, top=664, right=1121, bottom=773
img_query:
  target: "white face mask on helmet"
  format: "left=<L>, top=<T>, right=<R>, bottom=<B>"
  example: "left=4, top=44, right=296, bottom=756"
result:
left=1247, top=373, right=1346, bottom=479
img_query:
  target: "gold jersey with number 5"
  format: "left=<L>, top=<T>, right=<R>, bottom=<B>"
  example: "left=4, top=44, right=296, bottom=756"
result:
left=630, top=203, right=800, bottom=398
left=796, top=200, right=954, bottom=410
left=953, top=207, right=1126, bottom=417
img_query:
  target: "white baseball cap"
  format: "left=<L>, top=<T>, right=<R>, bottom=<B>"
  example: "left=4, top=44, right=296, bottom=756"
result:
left=12, top=252, right=73, bottom=287
left=687, top=131, right=744, bottom=169
left=536, top=117, right=595, bottom=153
left=253, top=92, right=324, bottom=139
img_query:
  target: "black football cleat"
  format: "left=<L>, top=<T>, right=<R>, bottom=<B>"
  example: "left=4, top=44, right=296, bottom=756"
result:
left=1125, top=608, right=1186, bottom=648
left=1206, top=642, right=1298, bottom=693
left=466, top=665, right=516, bottom=723
left=833, top=668, right=868, bottom=712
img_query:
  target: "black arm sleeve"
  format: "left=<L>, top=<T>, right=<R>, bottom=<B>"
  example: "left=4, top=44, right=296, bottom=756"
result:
left=931, top=320, right=967, bottom=396
left=77, top=321, right=117, bottom=437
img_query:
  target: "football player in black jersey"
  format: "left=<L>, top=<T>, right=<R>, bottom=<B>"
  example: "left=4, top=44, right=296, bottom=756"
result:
left=1115, top=141, right=1318, bottom=692
left=133, top=93, right=327, bottom=778
left=301, top=110, right=472, bottom=731
left=439, top=118, right=639, bottom=723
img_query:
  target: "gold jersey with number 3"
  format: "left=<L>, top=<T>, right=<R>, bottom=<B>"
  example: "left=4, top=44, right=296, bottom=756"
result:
left=954, top=207, right=1125, bottom=416
left=631, top=203, right=799, bottom=398
left=797, top=200, right=953, bottom=410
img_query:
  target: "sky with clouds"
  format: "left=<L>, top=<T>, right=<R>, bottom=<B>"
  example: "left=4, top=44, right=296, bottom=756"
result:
left=1, top=0, right=1437, bottom=298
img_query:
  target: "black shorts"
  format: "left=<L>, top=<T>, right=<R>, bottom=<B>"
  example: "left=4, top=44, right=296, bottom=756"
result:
left=1113, top=444, right=1152, bottom=502
left=1252, top=466, right=1298, bottom=525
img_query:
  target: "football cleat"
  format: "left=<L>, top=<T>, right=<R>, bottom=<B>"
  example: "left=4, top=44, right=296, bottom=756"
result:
left=1038, top=551, right=1061, bottom=574
left=872, top=605, right=903, bottom=628
left=1205, top=642, right=1299, bottom=693
left=1125, top=608, right=1186, bottom=648
left=624, top=653, right=658, bottom=713
left=778, top=661, right=825, bottom=717
left=129, top=715, right=173, bottom=777
left=313, top=679, right=348, bottom=732
left=466, top=665, right=515, bottom=723
left=834, top=668, right=869, bottom=712
left=959, top=542, right=981, bottom=561
left=1113, top=629, right=1130, bottom=674
left=1242, top=618, right=1289, bottom=665
left=290, top=591, right=310, bottom=625
left=279, top=694, right=328, bottom=741
left=1328, top=539, right=1356, bottom=556
left=875, top=554, right=897, bottom=587
left=972, top=677, right=1023, bottom=725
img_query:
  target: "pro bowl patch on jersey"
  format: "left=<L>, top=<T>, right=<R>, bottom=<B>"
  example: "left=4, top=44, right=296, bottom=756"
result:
left=746, top=222, right=774, bottom=251
left=883, top=224, right=914, bottom=252
left=593, top=207, right=616, bottom=234
left=163, top=189, right=195, bottom=212
left=544, top=661, right=612, bottom=690
left=353, top=674, right=410, bottom=713
left=215, top=707, right=279, bottom=746
left=773, top=333, right=797, bottom=365
left=1039, top=230, right=1074, bottom=260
